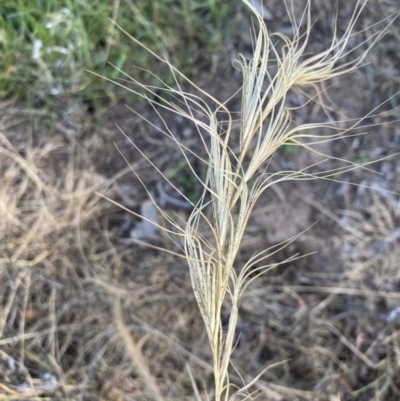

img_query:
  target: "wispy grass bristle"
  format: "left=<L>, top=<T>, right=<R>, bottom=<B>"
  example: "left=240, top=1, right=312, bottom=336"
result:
left=102, top=1, right=398, bottom=400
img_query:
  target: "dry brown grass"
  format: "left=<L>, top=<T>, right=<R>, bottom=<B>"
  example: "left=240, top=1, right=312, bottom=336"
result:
left=1, top=1, right=400, bottom=400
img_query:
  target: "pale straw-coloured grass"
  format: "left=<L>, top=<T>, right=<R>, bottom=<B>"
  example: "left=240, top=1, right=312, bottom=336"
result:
left=94, top=1, right=398, bottom=400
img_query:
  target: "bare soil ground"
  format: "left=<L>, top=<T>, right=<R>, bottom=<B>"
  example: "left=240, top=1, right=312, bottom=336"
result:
left=1, top=1, right=400, bottom=400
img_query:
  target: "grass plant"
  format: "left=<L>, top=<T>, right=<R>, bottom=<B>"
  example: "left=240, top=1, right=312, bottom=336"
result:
left=1, top=1, right=400, bottom=400
left=102, top=1, right=398, bottom=399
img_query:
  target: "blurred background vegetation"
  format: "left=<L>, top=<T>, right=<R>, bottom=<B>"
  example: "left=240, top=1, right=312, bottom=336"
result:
left=0, top=0, right=233, bottom=110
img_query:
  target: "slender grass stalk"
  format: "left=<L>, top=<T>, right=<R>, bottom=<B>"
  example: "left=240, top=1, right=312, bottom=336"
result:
left=98, top=1, right=398, bottom=400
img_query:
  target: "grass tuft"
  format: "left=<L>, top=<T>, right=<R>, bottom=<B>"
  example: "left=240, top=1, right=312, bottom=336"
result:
left=106, top=1, right=399, bottom=399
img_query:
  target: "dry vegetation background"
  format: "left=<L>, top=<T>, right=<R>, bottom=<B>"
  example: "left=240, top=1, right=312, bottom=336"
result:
left=1, top=0, right=400, bottom=400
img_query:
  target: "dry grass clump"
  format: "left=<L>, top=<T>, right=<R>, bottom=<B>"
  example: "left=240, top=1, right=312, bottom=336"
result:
left=0, top=111, right=107, bottom=398
left=0, top=107, right=212, bottom=400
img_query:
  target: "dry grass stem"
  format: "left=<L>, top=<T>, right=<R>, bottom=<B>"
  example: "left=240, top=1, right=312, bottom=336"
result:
left=98, top=1, right=399, bottom=400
